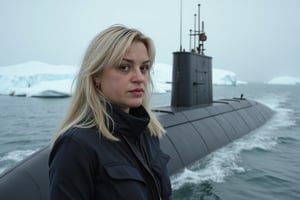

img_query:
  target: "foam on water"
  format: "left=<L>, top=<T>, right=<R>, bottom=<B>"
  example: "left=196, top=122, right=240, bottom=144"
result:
left=0, top=149, right=37, bottom=174
left=171, top=92, right=295, bottom=190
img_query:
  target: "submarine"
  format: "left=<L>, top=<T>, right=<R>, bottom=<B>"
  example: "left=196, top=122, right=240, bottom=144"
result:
left=0, top=5, right=273, bottom=200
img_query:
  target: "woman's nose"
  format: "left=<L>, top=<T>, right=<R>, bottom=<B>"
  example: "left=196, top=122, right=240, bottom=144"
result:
left=132, top=68, right=146, bottom=82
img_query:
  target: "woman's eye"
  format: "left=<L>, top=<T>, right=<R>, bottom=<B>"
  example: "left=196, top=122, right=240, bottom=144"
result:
left=118, top=64, right=130, bottom=72
left=140, top=65, right=150, bottom=73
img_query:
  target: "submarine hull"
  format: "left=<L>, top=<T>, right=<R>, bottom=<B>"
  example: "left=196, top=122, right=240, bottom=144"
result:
left=157, top=98, right=273, bottom=175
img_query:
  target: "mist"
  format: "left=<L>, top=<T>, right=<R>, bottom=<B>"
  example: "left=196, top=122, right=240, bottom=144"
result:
left=1, top=0, right=300, bottom=82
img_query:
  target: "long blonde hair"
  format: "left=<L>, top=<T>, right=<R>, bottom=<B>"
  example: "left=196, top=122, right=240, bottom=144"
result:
left=51, top=25, right=165, bottom=145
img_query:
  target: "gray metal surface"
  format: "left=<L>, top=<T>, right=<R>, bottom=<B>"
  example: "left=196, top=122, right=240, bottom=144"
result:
left=171, top=52, right=213, bottom=107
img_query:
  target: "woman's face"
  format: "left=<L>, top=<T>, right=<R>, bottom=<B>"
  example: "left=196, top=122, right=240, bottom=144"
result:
left=97, top=41, right=150, bottom=112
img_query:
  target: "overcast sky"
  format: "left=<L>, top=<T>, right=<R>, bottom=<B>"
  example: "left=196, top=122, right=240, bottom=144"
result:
left=1, top=0, right=300, bottom=82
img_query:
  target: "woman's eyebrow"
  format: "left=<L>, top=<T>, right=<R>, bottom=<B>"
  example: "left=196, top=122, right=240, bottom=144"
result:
left=122, top=58, right=133, bottom=63
left=122, top=58, right=151, bottom=64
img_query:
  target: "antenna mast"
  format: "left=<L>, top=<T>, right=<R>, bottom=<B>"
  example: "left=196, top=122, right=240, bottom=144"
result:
left=179, top=3, right=207, bottom=54
left=185, top=4, right=207, bottom=54
left=179, top=0, right=183, bottom=51
left=198, top=4, right=201, bottom=37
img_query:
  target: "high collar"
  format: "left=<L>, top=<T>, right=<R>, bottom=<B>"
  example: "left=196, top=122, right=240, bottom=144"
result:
left=109, top=105, right=150, bottom=137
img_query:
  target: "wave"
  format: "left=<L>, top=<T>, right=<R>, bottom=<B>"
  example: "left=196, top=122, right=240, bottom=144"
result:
left=0, top=149, right=37, bottom=175
left=171, top=92, right=295, bottom=190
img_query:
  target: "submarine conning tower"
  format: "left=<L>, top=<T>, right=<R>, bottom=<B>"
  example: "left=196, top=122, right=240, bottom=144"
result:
left=171, top=3, right=212, bottom=107
left=171, top=52, right=212, bottom=106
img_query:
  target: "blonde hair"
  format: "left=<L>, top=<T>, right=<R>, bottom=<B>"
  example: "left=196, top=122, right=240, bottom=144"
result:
left=51, top=25, right=165, bottom=145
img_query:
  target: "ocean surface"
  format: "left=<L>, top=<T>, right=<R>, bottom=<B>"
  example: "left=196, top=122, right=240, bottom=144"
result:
left=1, top=83, right=300, bottom=199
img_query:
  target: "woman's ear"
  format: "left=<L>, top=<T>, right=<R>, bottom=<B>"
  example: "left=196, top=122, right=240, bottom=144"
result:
left=93, top=74, right=101, bottom=89
left=93, top=75, right=100, bottom=83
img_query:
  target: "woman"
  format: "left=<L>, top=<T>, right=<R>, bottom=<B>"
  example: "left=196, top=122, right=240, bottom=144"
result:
left=49, top=25, right=172, bottom=199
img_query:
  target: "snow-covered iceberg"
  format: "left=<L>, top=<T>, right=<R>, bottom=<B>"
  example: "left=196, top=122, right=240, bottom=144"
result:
left=0, top=61, right=78, bottom=97
left=267, top=76, right=300, bottom=85
left=0, top=61, right=241, bottom=97
left=213, top=68, right=238, bottom=86
left=151, top=63, right=172, bottom=93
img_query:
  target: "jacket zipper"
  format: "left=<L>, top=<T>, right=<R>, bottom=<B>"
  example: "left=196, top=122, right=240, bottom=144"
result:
left=138, top=136, right=162, bottom=199
left=122, top=136, right=162, bottom=200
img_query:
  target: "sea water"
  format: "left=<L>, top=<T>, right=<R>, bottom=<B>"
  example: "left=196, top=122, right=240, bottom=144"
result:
left=0, top=84, right=300, bottom=199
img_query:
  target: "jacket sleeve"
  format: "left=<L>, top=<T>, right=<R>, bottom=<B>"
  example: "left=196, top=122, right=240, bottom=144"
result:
left=49, top=134, right=96, bottom=200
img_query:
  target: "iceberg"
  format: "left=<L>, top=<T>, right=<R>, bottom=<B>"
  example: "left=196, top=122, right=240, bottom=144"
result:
left=0, top=61, right=241, bottom=97
left=0, top=61, right=78, bottom=97
left=213, top=68, right=239, bottom=86
left=267, top=76, right=300, bottom=85
left=151, top=63, right=172, bottom=93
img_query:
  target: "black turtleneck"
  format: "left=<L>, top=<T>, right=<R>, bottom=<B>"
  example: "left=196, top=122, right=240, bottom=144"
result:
left=109, top=105, right=150, bottom=137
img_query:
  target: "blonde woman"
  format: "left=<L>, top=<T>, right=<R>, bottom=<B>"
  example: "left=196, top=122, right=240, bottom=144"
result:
left=49, top=25, right=172, bottom=199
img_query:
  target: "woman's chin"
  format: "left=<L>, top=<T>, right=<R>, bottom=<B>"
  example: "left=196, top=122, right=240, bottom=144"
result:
left=127, top=101, right=143, bottom=108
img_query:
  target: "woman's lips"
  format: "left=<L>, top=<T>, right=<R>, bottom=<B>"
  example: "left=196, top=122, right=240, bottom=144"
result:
left=129, top=88, right=144, bottom=97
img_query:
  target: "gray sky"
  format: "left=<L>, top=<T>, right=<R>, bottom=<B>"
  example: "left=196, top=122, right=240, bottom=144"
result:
left=1, top=0, right=300, bottom=82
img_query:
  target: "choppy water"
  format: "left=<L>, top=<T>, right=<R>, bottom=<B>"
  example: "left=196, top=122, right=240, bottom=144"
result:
left=1, top=84, right=300, bottom=199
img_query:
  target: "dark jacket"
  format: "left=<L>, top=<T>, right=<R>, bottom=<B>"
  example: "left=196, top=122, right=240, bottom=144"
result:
left=49, top=105, right=172, bottom=200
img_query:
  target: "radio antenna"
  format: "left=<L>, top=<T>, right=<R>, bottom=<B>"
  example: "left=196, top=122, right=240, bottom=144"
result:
left=198, top=4, right=201, bottom=33
left=179, top=0, right=183, bottom=51
left=194, top=13, right=197, bottom=50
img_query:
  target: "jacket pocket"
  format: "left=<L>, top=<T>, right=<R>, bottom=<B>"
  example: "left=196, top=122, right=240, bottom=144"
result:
left=104, top=164, right=146, bottom=184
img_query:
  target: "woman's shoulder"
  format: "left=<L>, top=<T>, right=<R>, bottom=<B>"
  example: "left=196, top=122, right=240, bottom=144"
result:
left=49, top=127, right=101, bottom=172
left=65, top=126, right=99, bottom=139
left=54, top=127, right=101, bottom=150
left=50, top=127, right=102, bottom=163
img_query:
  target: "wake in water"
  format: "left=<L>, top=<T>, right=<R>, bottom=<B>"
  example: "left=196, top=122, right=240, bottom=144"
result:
left=0, top=149, right=37, bottom=174
left=171, top=93, right=296, bottom=191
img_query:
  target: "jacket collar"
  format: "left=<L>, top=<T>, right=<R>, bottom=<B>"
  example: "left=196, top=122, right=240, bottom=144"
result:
left=110, top=104, right=150, bottom=137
